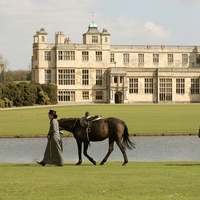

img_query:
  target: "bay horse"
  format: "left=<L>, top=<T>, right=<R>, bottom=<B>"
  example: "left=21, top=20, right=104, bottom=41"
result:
left=58, top=117, right=135, bottom=166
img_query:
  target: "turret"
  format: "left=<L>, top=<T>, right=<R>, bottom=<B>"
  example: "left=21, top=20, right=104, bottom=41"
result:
left=83, top=21, right=101, bottom=45
left=83, top=20, right=110, bottom=45
left=33, top=28, right=47, bottom=44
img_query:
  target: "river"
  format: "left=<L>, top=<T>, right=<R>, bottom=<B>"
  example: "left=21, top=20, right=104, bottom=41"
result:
left=0, top=136, right=200, bottom=164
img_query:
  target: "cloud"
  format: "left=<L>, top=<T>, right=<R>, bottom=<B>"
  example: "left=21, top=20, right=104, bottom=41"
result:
left=0, top=0, right=97, bottom=69
left=0, top=0, right=199, bottom=70
left=105, top=16, right=173, bottom=45
left=144, top=21, right=172, bottom=39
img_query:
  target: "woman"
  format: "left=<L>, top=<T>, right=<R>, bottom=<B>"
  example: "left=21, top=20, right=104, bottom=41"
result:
left=37, top=109, right=64, bottom=166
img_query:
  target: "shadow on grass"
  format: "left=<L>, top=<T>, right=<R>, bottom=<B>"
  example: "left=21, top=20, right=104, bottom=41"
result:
left=165, top=163, right=200, bottom=167
left=0, top=163, right=99, bottom=167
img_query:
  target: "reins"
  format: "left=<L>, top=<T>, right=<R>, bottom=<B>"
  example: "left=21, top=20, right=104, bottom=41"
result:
left=60, top=118, right=79, bottom=147
left=72, top=118, right=79, bottom=132
left=62, top=132, right=72, bottom=146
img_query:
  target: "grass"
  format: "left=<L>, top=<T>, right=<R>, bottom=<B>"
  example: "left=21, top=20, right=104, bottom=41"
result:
left=0, top=104, right=200, bottom=137
left=0, top=162, right=200, bottom=200
left=1, top=105, right=200, bottom=199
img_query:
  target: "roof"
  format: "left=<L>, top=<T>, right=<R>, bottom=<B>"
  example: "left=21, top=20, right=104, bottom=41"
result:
left=89, top=22, right=98, bottom=28
left=36, top=28, right=47, bottom=35
left=86, top=21, right=100, bottom=34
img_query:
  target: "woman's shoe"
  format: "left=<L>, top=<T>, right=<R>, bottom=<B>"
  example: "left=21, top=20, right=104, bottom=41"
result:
left=37, top=161, right=46, bottom=166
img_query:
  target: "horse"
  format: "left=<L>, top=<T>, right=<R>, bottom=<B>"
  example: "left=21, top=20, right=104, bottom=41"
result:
left=58, top=117, right=135, bottom=166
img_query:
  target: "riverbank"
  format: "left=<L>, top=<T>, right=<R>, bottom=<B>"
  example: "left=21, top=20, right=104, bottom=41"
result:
left=0, top=133, right=198, bottom=138
left=1, top=104, right=200, bottom=137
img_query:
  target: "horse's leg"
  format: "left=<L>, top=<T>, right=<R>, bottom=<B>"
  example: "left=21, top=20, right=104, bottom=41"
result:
left=83, top=142, right=96, bottom=165
left=76, top=140, right=82, bottom=165
left=115, top=139, right=128, bottom=166
left=100, top=138, right=114, bottom=165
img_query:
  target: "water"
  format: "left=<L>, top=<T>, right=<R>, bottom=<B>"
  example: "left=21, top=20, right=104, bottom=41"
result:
left=0, top=136, right=200, bottom=164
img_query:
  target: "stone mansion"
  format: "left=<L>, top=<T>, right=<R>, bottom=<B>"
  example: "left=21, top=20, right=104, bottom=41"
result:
left=31, top=21, right=200, bottom=104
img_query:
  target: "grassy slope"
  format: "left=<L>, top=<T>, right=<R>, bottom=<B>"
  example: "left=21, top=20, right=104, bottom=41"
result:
left=0, top=104, right=200, bottom=137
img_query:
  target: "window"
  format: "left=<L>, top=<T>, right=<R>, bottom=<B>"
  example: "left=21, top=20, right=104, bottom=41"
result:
left=138, top=54, right=144, bottom=66
left=114, top=76, right=117, bottom=83
left=82, top=91, right=89, bottom=100
left=120, top=76, right=123, bottom=83
left=58, top=51, right=75, bottom=60
left=44, top=70, right=51, bottom=84
left=182, top=54, right=188, bottom=65
left=41, top=36, right=45, bottom=42
left=153, top=54, right=159, bottom=65
left=167, top=54, right=173, bottom=65
left=58, top=69, right=75, bottom=85
left=105, top=37, right=108, bottom=43
left=58, top=91, right=75, bottom=101
left=66, top=51, right=75, bottom=60
left=191, top=78, right=200, bottom=94
left=34, top=52, right=37, bottom=61
left=110, top=53, right=115, bottom=63
left=123, top=54, right=129, bottom=63
left=159, top=78, right=172, bottom=101
left=96, top=70, right=102, bottom=85
left=82, top=70, right=89, bottom=85
left=92, top=36, right=98, bottom=43
left=176, top=79, right=185, bottom=94
left=129, top=78, right=138, bottom=93
left=96, top=51, right=102, bottom=61
left=82, top=51, right=89, bottom=61
left=196, top=54, right=200, bottom=64
left=44, top=51, right=51, bottom=61
left=145, top=78, right=153, bottom=93
left=58, top=51, right=64, bottom=60
left=96, top=91, right=103, bottom=100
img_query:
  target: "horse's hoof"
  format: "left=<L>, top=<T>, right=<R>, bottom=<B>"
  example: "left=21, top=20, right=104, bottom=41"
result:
left=100, top=162, right=104, bottom=165
left=76, top=162, right=82, bottom=165
left=122, top=161, right=128, bottom=166
left=93, top=161, right=96, bottom=165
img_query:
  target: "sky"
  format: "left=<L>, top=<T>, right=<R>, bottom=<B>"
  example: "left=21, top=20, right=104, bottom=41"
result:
left=1, top=0, right=200, bottom=70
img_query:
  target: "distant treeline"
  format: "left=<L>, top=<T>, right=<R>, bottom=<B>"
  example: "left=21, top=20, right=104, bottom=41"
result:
left=0, top=81, right=57, bottom=108
left=3, top=70, right=32, bottom=82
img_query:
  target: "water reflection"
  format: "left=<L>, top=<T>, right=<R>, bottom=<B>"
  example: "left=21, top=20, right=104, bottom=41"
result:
left=0, top=136, right=200, bottom=163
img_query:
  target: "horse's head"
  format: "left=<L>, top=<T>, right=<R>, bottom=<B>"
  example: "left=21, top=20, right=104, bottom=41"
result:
left=58, top=118, right=79, bottom=132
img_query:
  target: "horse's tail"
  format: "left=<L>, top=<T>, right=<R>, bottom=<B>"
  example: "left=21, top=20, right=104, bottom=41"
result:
left=122, top=123, right=135, bottom=150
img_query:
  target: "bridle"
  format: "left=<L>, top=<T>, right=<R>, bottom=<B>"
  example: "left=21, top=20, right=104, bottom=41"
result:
left=59, top=118, right=78, bottom=133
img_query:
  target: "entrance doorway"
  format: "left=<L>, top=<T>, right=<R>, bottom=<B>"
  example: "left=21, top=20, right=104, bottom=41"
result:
left=115, top=91, right=123, bottom=103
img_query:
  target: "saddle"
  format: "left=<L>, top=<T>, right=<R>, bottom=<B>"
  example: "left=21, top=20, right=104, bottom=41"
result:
left=80, top=115, right=102, bottom=128
left=80, top=115, right=101, bottom=145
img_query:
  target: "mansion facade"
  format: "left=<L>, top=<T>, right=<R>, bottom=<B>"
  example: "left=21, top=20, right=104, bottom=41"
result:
left=32, top=21, right=200, bottom=104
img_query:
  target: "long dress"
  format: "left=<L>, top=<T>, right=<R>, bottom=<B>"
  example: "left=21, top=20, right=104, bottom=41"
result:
left=41, top=118, right=64, bottom=165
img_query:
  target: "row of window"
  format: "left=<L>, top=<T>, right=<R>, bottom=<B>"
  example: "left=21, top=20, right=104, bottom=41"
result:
left=58, top=91, right=103, bottom=102
left=57, top=78, right=200, bottom=102
left=42, top=51, right=200, bottom=65
left=45, top=69, right=200, bottom=95
left=129, top=78, right=200, bottom=95
left=91, top=36, right=108, bottom=43
left=57, top=69, right=103, bottom=86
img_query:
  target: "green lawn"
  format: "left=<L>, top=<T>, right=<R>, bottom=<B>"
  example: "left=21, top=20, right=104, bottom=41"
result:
left=0, top=162, right=200, bottom=200
left=0, top=104, right=200, bottom=137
